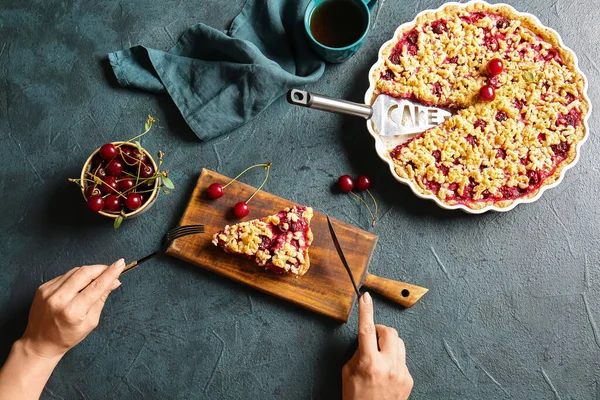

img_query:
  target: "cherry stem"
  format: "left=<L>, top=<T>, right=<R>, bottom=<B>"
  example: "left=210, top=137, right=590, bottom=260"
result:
left=85, top=172, right=127, bottom=199
left=134, top=188, right=157, bottom=194
left=223, top=162, right=272, bottom=189
left=135, top=161, right=141, bottom=187
left=123, top=176, right=159, bottom=195
left=349, top=191, right=376, bottom=227
left=119, top=148, right=142, bottom=166
left=366, top=189, right=378, bottom=227
left=246, top=162, right=272, bottom=204
left=115, top=115, right=157, bottom=148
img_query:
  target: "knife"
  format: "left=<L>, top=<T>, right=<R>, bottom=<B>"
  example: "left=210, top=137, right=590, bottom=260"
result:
left=326, top=215, right=429, bottom=308
left=326, top=215, right=362, bottom=298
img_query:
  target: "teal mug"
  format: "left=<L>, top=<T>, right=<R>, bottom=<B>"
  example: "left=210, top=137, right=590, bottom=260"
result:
left=304, top=0, right=377, bottom=63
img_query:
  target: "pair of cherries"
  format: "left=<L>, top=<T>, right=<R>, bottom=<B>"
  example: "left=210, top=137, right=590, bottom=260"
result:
left=338, top=175, right=371, bottom=193
left=206, top=162, right=272, bottom=218
left=479, top=58, right=504, bottom=102
left=207, top=182, right=250, bottom=218
left=337, top=174, right=377, bottom=228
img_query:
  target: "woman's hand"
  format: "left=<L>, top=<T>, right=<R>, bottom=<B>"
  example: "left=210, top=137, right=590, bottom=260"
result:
left=342, top=292, right=414, bottom=400
left=0, top=260, right=125, bottom=400
left=20, top=259, right=125, bottom=359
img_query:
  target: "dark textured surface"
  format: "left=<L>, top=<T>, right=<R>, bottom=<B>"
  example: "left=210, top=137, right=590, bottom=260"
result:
left=0, top=0, right=598, bottom=399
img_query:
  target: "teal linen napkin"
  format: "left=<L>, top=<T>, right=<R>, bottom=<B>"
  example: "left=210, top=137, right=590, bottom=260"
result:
left=108, top=0, right=325, bottom=140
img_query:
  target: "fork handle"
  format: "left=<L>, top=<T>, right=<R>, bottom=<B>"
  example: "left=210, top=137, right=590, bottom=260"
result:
left=121, top=251, right=159, bottom=275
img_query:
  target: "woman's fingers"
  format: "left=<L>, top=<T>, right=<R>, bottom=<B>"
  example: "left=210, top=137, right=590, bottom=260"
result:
left=74, top=259, right=125, bottom=313
left=54, top=265, right=109, bottom=302
left=86, top=279, right=122, bottom=326
left=46, top=267, right=81, bottom=291
left=397, top=336, right=406, bottom=366
left=376, top=325, right=399, bottom=355
left=358, top=292, right=378, bottom=356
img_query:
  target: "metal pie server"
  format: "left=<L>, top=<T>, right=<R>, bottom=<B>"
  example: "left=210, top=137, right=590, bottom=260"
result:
left=326, top=216, right=428, bottom=308
left=287, top=89, right=452, bottom=137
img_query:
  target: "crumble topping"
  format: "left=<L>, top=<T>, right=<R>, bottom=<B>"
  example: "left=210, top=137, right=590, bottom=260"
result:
left=373, top=3, right=588, bottom=209
left=212, top=205, right=314, bottom=276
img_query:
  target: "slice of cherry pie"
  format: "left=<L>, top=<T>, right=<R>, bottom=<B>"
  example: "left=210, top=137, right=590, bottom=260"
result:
left=212, top=205, right=314, bottom=276
left=372, top=2, right=589, bottom=210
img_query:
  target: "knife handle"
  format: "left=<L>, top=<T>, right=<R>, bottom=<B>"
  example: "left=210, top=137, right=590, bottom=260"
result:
left=362, top=273, right=428, bottom=308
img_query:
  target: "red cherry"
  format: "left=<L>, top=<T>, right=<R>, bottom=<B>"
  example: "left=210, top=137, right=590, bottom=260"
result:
left=355, top=175, right=372, bottom=191
left=103, top=194, right=122, bottom=212
left=101, top=176, right=118, bottom=194
left=95, top=167, right=107, bottom=180
left=207, top=183, right=224, bottom=199
left=140, top=192, right=151, bottom=206
left=120, top=146, right=134, bottom=163
left=106, top=159, right=124, bottom=177
left=139, top=163, right=154, bottom=179
left=118, top=178, right=135, bottom=192
left=87, top=195, right=104, bottom=212
left=99, top=143, right=117, bottom=160
left=479, top=85, right=496, bottom=102
left=233, top=202, right=250, bottom=218
left=338, top=175, right=354, bottom=193
left=487, top=58, right=504, bottom=76
left=125, top=193, right=143, bottom=210
left=85, top=185, right=102, bottom=198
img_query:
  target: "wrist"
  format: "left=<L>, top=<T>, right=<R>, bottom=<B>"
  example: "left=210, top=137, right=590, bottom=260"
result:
left=14, top=338, right=65, bottom=365
left=0, top=339, right=62, bottom=400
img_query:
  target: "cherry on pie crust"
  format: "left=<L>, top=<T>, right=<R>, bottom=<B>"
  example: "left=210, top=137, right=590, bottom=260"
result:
left=372, top=2, right=589, bottom=210
left=212, top=206, right=314, bottom=276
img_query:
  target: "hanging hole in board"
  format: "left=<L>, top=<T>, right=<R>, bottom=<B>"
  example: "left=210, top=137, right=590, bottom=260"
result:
left=401, top=289, right=410, bottom=297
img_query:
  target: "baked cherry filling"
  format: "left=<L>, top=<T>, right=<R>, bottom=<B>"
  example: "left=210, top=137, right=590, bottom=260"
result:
left=432, top=82, right=442, bottom=97
left=381, top=69, right=395, bottom=80
left=431, top=20, right=448, bottom=34
left=399, top=29, right=419, bottom=56
left=551, top=142, right=570, bottom=160
left=495, top=111, right=508, bottom=122
left=474, top=119, right=487, bottom=130
left=496, top=18, right=510, bottom=29
left=556, top=109, right=580, bottom=127
left=389, top=50, right=401, bottom=65
left=513, top=99, right=525, bottom=110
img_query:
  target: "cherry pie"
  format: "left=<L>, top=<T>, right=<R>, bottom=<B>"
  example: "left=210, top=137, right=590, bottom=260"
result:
left=212, top=206, right=314, bottom=276
left=373, top=3, right=589, bottom=210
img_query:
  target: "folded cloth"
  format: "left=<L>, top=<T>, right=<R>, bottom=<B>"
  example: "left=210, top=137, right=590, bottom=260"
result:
left=108, top=0, right=325, bottom=140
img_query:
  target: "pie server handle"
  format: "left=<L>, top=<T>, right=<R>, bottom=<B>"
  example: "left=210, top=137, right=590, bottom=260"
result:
left=361, top=273, right=428, bottom=308
left=287, top=89, right=373, bottom=119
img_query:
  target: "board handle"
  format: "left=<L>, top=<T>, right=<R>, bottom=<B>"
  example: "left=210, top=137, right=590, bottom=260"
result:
left=362, top=273, right=428, bottom=308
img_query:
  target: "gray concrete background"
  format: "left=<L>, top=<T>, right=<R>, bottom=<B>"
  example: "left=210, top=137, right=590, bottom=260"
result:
left=1, top=0, right=599, bottom=398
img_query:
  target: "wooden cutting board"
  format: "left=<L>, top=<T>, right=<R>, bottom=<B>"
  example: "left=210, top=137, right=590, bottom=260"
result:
left=166, top=169, right=427, bottom=322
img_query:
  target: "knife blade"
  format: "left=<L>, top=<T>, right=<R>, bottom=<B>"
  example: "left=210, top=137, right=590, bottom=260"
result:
left=326, top=216, right=361, bottom=299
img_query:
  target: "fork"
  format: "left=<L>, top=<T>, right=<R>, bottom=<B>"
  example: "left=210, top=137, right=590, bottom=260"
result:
left=121, top=224, right=205, bottom=275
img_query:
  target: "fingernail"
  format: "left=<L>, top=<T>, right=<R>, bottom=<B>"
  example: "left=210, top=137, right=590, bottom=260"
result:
left=110, top=279, right=121, bottom=290
left=362, top=292, right=371, bottom=304
left=113, top=259, right=125, bottom=270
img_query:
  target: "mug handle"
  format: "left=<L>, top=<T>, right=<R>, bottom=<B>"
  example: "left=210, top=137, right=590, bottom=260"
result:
left=362, top=0, right=377, bottom=11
